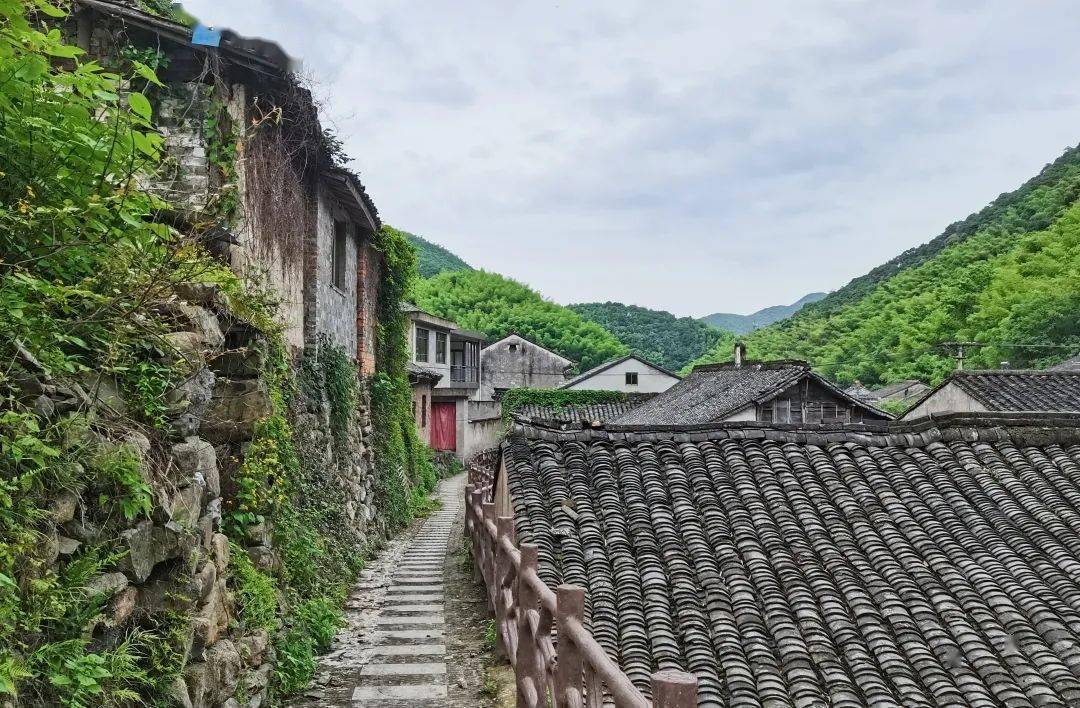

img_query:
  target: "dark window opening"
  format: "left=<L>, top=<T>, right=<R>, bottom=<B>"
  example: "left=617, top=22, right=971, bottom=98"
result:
left=508, top=343, right=518, bottom=352
left=415, top=327, right=429, bottom=362
left=421, top=395, right=427, bottom=427
left=625, top=372, right=639, bottom=385
left=436, top=332, right=447, bottom=363
left=332, top=221, right=349, bottom=290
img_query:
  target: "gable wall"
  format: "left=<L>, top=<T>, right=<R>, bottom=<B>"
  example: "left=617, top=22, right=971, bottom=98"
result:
left=481, top=335, right=570, bottom=399
left=564, top=358, right=679, bottom=393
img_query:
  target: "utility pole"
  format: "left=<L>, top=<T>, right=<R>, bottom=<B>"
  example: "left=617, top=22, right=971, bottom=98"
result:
left=940, top=341, right=983, bottom=371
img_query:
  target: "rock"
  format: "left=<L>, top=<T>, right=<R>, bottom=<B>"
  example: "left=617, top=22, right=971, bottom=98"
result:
left=244, top=520, right=270, bottom=547
left=201, top=379, right=273, bottom=443
left=42, top=529, right=60, bottom=566
left=107, top=586, right=138, bottom=626
left=168, top=675, right=193, bottom=708
left=118, top=520, right=196, bottom=583
left=86, top=572, right=129, bottom=597
left=166, top=367, right=216, bottom=439
left=245, top=545, right=277, bottom=573
left=194, top=560, right=217, bottom=602
left=8, top=370, right=44, bottom=397
left=205, top=640, right=243, bottom=703
left=170, top=437, right=219, bottom=497
left=191, top=578, right=230, bottom=659
left=243, top=662, right=273, bottom=705
left=49, top=491, right=79, bottom=524
left=154, top=301, right=225, bottom=349
left=78, top=373, right=127, bottom=417
left=123, top=430, right=153, bottom=460
left=31, top=395, right=55, bottom=418
left=163, top=331, right=205, bottom=366
left=237, top=630, right=270, bottom=667
left=62, top=516, right=101, bottom=544
left=56, top=536, right=80, bottom=556
left=222, top=699, right=241, bottom=708
left=209, top=348, right=264, bottom=379
left=164, top=482, right=205, bottom=526
left=13, top=339, right=47, bottom=375
left=137, top=574, right=197, bottom=616
left=211, top=533, right=230, bottom=574
left=183, top=662, right=211, bottom=708
left=175, top=282, right=227, bottom=310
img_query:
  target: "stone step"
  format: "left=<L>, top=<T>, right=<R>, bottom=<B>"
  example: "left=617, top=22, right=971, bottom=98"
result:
left=352, top=684, right=447, bottom=701
left=361, top=662, right=446, bottom=676
left=383, top=604, right=442, bottom=613
left=384, top=594, right=441, bottom=603
left=367, top=643, right=445, bottom=657
left=370, top=629, right=444, bottom=641
left=374, top=614, right=444, bottom=626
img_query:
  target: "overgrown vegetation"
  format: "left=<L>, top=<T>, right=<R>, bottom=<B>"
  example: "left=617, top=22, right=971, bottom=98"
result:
left=499, top=388, right=630, bottom=424
left=570, top=301, right=730, bottom=371
left=372, top=227, right=440, bottom=527
left=414, top=270, right=628, bottom=371
left=691, top=145, right=1080, bottom=385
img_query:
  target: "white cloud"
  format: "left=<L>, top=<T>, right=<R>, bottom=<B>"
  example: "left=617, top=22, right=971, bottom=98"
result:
left=184, top=0, right=1080, bottom=316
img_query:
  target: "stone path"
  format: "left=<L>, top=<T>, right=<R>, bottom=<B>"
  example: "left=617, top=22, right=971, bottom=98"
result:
left=291, top=473, right=464, bottom=707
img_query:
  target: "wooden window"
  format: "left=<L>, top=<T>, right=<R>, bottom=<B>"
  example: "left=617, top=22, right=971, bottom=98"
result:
left=436, top=332, right=447, bottom=364
left=625, top=372, right=639, bottom=385
left=806, top=402, right=823, bottom=424
left=774, top=399, right=792, bottom=423
left=415, top=327, right=429, bottom=362
left=332, top=221, right=348, bottom=290
left=760, top=403, right=773, bottom=423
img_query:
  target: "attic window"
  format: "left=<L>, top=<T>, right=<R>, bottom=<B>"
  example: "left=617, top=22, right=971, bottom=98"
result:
left=508, top=343, right=518, bottom=352
left=625, top=372, right=639, bottom=385
left=332, top=221, right=348, bottom=290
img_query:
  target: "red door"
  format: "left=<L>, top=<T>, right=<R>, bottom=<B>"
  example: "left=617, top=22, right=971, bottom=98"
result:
left=431, top=402, right=457, bottom=451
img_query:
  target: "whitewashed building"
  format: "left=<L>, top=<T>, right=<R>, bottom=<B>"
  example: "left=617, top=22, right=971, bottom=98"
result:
left=559, top=354, right=680, bottom=393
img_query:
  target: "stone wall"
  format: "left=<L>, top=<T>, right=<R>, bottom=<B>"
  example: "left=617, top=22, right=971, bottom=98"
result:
left=17, top=283, right=380, bottom=707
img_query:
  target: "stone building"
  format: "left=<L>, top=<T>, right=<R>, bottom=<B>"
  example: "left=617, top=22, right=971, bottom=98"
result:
left=71, top=0, right=381, bottom=368
left=408, top=363, right=441, bottom=446
left=480, top=333, right=573, bottom=399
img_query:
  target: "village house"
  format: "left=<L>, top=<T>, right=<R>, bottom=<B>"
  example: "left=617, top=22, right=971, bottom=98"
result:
left=902, top=369, right=1080, bottom=419
left=558, top=354, right=680, bottom=393
left=69, top=0, right=382, bottom=369
left=616, top=345, right=891, bottom=425
left=846, top=378, right=930, bottom=409
left=480, top=333, right=573, bottom=400
left=402, top=302, right=486, bottom=458
left=485, top=411, right=1080, bottom=705
left=407, top=363, right=441, bottom=446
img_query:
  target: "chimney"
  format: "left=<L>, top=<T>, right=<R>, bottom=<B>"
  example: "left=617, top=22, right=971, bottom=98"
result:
left=1000, top=361, right=1011, bottom=370
left=734, top=342, right=746, bottom=368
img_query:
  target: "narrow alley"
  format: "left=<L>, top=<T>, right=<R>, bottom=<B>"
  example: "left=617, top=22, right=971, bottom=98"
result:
left=290, top=472, right=500, bottom=707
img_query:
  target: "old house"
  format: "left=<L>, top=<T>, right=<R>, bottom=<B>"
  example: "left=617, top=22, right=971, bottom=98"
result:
left=70, top=1, right=381, bottom=368
left=616, top=351, right=891, bottom=425
left=902, top=369, right=1080, bottom=419
left=408, top=363, right=441, bottom=446
left=480, top=333, right=573, bottom=400
left=558, top=354, right=680, bottom=393
left=847, top=379, right=930, bottom=409
left=490, top=412, right=1080, bottom=705
left=402, top=302, right=485, bottom=458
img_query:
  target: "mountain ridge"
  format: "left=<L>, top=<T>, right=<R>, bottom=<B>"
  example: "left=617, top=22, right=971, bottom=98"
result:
left=701, top=292, right=828, bottom=335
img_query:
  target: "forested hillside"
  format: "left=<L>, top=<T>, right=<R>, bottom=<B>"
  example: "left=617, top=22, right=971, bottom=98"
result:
left=701, top=292, right=827, bottom=334
left=413, top=271, right=627, bottom=370
left=570, top=301, right=731, bottom=370
left=691, top=145, right=1080, bottom=385
left=403, top=230, right=472, bottom=278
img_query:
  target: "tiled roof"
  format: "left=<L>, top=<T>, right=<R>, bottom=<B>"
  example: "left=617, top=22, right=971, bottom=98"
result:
left=514, top=395, right=655, bottom=425
left=407, top=362, right=442, bottom=384
left=616, top=361, right=890, bottom=425
left=1051, top=356, right=1080, bottom=372
left=503, top=414, right=1080, bottom=707
left=951, top=370, right=1080, bottom=412
left=871, top=379, right=929, bottom=400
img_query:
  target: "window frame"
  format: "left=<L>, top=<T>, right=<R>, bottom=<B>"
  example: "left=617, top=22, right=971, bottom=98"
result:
left=415, top=327, right=430, bottom=363
left=332, top=220, right=349, bottom=291
left=625, top=371, right=639, bottom=386
left=435, top=331, right=448, bottom=364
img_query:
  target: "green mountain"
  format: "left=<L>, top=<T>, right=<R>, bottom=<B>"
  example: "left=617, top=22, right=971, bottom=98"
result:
left=701, top=292, right=827, bottom=335
left=570, top=301, right=732, bottom=371
left=412, top=270, right=627, bottom=371
left=403, top=231, right=472, bottom=278
left=691, top=145, right=1080, bottom=386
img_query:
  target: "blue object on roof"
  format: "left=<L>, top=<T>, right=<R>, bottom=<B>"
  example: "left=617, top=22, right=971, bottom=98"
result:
left=191, top=24, right=222, bottom=47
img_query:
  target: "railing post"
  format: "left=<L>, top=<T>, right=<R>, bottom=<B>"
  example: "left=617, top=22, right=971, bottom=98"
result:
left=651, top=670, right=697, bottom=708
left=495, top=515, right=515, bottom=660
left=482, top=501, right=496, bottom=603
left=516, top=544, right=542, bottom=708
left=465, top=484, right=475, bottom=534
left=555, top=585, right=585, bottom=708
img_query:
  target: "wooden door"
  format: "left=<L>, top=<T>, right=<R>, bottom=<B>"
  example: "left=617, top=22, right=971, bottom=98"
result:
left=431, top=402, right=457, bottom=451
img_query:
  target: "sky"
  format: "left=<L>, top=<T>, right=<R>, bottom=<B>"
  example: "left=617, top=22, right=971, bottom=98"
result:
left=183, top=0, right=1080, bottom=317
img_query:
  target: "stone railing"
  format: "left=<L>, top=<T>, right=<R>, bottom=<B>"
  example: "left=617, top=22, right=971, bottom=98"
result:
left=466, top=484, right=697, bottom=707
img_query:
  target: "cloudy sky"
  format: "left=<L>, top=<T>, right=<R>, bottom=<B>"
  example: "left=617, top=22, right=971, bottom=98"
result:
left=184, top=0, right=1080, bottom=317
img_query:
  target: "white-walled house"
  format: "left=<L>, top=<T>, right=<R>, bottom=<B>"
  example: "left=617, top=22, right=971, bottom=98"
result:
left=559, top=354, right=680, bottom=393
left=480, top=333, right=573, bottom=399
